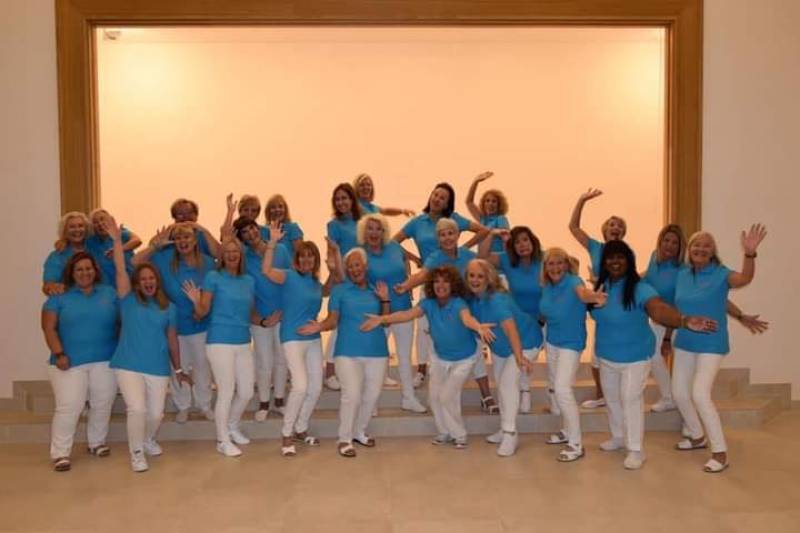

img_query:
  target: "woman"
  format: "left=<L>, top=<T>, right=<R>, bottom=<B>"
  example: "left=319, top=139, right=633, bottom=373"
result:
left=134, top=223, right=216, bottom=424
left=260, top=194, right=304, bottom=252
left=353, top=173, right=415, bottom=217
left=169, top=197, right=222, bottom=259
left=234, top=216, right=292, bottom=420
left=672, top=225, right=767, bottom=473
left=106, top=217, right=191, bottom=472
left=568, top=188, right=627, bottom=409
left=41, top=251, right=119, bottom=472
left=591, top=240, right=715, bottom=470
left=262, top=222, right=339, bottom=456
left=42, top=212, right=92, bottom=296
left=539, top=247, right=606, bottom=462
left=237, top=194, right=262, bottom=222
left=359, top=213, right=427, bottom=413
left=465, top=171, right=510, bottom=254
left=86, top=208, right=141, bottom=288
left=299, top=248, right=391, bottom=457
left=465, top=259, right=537, bottom=457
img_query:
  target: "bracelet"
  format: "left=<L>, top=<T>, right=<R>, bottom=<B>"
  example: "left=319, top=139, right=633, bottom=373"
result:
left=662, top=338, right=671, bottom=343
left=745, top=252, right=757, bottom=259
left=380, top=300, right=391, bottom=304
left=679, top=315, right=688, bottom=329
left=175, top=368, right=184, bottom=375
left=54, top=352, right=65, bottom=358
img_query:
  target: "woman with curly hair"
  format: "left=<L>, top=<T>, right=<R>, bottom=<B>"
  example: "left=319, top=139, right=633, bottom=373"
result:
left=465, top=171, right=510, bottom=254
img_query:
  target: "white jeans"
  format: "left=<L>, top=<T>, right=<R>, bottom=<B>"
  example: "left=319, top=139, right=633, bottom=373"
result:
left=48, top=361, right=117, bottom=459
left=473, top=347, right=488, bottom=380
left=415, top=315, right=432, bottom=365
left=520, top=346, right=542, bottom=393
left=335, top=356, right=387, bottom=442
left=599, top=358, right=651, bottom=452
left=251, top=324, right=286, bottom=403
left=323, top=329, right=337, bottom=364
left=429, top=351, right=477, bottom=441
left=386, top=322, right=416, bottom=400
left=171, top=332, right=213, bottom=412
left=650, top=322, right=673, bottom=401
left=548, top=344, right=582, bottom=447
left=672, top=349, right=727, bottom=452
left=115, top=369, right=169, bottom=453
left=282, top=339, right=323, bottom=437
left=493, top=348, right=538, bottom=433
left=206, top=343, right=255, bottom=443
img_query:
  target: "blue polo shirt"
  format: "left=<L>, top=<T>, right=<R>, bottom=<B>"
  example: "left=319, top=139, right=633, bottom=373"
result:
left=43, top=245, right=109, bottom=285
left=469, top=292, right=540, bottom=358
left=419, top=297, right=477, bottom=361
left=643, top=252, right=685, bottom=306
left=498, top=254, right=543, bottom=321
left=85, top=228, right=135, bottom=288
left=539, top=273, right=587, bottom=352
left=423, top=247, right=477, bottom=276
left=401, top=212, right=472, bottom=263
left=279, top=269, right=323, bottom=343
left=203, top=270, right=255, bottom=345
left=365, top=241, right=412, bottom=312
left=674, top=263, right=732, bottom=355
left=328, top=282, right=389, bottom=357
left=244, top=243, right=291, bottom=317
left=359, top=199, right=380, bottom=214
left=480, top=214, right=510, bottom=253
left=42, top=285, right=119, bottom=367
left=151, top=249, right=215, bottom=336
left=110, top=294, right=177, bottom=377
left=261, top=222, right=304, bottom=249
left=327, top=216, right=359, bottom=255
left=591, top=279, right=658, bottom=363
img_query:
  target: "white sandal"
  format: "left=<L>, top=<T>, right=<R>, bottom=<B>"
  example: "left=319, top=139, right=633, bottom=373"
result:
left=281, top=444, right=297, bottom=457
left=546, top=431, right=568, bottom=445
left=675, top=437, right=708, bottom=451
left=557, top=444, right=585, bottom=462
left=703, top=457, right=729, bottom=473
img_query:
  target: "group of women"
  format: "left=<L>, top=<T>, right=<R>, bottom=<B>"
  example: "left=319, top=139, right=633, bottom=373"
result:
left=40, top=172, right=768, bottom=474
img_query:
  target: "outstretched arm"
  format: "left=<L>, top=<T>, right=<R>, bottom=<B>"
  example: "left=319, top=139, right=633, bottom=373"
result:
left=465, top=171, right=493, bottom=221
left=569, top=188, right=602, bottom=249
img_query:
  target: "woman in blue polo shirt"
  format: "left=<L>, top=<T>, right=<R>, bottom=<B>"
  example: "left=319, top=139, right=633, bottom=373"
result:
left=362, top=265, right=494, bottom=449
left=672, top=225, right=767, bottom=473
left=260, top=194, right=304, bottom=252
left=41, top=251, right=119, bottom=472
left=134, top=222, right=216, bottom=424
left=465, top=171, right=510, bottom=254
left=43, top=212, right=93, bottom=296
left=168, top=197, right=222, bottom=259
left=86, top=208, right=141, bottom=287
left=353, top=173, right=415, bottom=217
left=105, top=218, right=191, bottom=472
left=591, top=240, right=714, bottom=470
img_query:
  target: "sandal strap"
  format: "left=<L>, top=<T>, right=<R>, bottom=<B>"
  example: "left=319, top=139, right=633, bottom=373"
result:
left=704, top=458, right=728, bottom=473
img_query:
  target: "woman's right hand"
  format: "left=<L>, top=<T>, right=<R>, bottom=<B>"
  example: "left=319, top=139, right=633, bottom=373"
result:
left=149, top=225, right=172, bottom=249
left=476, top=323, right=496, bottom=344
left=181, top=280, right=201, bottom=304
left=43, top=282, right=65, bottom=296
left=579, top=188, right=603, bottom=203
left=55, top=353, right=70, bottom=371
left=590, top=287, right=607, bottom=307
left=268, top=220, right=284, bottom=244
left=393, top=282, right=409, bottom=295
left=473, top=171, right=494, bottom=184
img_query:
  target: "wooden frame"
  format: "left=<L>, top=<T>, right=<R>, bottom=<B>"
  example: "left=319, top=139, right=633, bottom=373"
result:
left=56, top=0, right=703, bottom=232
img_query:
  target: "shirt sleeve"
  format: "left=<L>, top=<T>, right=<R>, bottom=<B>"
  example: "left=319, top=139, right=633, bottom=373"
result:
left=451, top=212, right=471, bottom=231
left=491, top=294, right=514, bottom=322
left=497, top=215, right=510, bottom=230
left=42, top=295, right=61, bottom=313
left=328, top=285, right=343, bottom=313
left=167, top=303, right=178, bottom=328
left=498, top=253, right=511, bottom=274
left=423, top=253, right=438, bottom=270
left=451, top=297, right=467, bottom=314
left=202, top=271, right=219, bottom=294
left=401, top=216, right=418, bottom=237
left=288, top=222, right=303, bottom=242
left=636, top=281, right=659, bottom=307
left=42, top=252, right=64, bottom=283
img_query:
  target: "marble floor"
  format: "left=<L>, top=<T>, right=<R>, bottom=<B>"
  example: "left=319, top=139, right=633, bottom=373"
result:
left=1, top=409, right=798, bottom=533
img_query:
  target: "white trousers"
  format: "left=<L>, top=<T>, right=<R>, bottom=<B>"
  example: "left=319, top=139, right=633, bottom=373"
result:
left=415, top=315, right=432, bottom=365
left=48, top=361, right=117, bottom=459
left=650, top=322, right=673, bottom=401
left=251, top=324, right=287, bottom=403
left=282, top=339, right=323, bottom=437
left=335, top=356, right=387, bottom=443
left=473, top=347, right=488, bottom=380
left=599, top=358, right=651, bottom=452
left=547, top=344, right=583, bottom=447
left=115, top=369, right=169, bottom=454
left=519, top=346, right=542, bottom=393
left=386, top=322, right=416, bottom=400
left=429, top=352, right=477, bottom=441
left=672, top=349, right=727, bottom=452
left=206, top=343, right=255, bottom=443
left=492, top=348, right=538, bottom=433
left=171, top=332, right=213, bottom=412
left=323, top=329, right=337, bottom=364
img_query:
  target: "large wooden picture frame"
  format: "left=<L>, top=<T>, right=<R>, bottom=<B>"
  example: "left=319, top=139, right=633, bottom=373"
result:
left=56, top=0, right=703, bottom=232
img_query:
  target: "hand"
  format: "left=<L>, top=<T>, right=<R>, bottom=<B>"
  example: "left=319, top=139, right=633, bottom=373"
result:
left=660, top=339, right=672, bottom=359
left=473, top=171, right=494, bottom=184
left=499, top=230, right=512, bottom=243
left=741, top=223, right=767, bottom=255
left=393, top=282, right=409, bottom=295
left=360, top=314, right=384, bottom=332
left=591, top=288, right=607, bottom=307
left=54, top=353, right=70, bottom=371
left=43, top=282, right=65, bottom=296
left=225, top=193, right=236, bottom=213
left=262, top=310, right=283, bottom=328
left=181, top=280, right=202, bottom=304
left=149, top=225, right=172, bottom=249
left=579, top=188, right=603, bottom=203
left=516, top=356, right=533, bottom=373
left=476, top=323, right=496, bottom=344
left=268, top=220, right=284, bottom=244
left=374, top=281, right=389, bottom=302
left=685, top=316, right=718, bottom=334
left=402, top=209, right=415, bottom=217
left=100, top=215, right=122, bottom=242
left=53, top=239, right=67, bottom=253
left=492, top=228, right=510, bottom=238
left=297, top=320, right=322, bottom=336
left=738, top=314, right=769, bottom=334
left=176, top=372, right=194, bottom=387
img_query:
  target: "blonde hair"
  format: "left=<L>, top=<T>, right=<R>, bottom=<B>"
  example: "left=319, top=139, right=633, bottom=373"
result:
left=357, top=213, right=391, bottom=246
left=540, top=247, right=580, bottom=285
left=480, top=189, right=509, bottom=216
left=239, top=194, right=262, bottom=216
left=265, top=194, right=292, bottom=223
left=57, top=211, right=91, bottom=241
left=169, top=222, right=203, bottom=273
left=343, top=247, right=368, bottom=268
left=88, top=208, right=109, bottom=222
left=218, top=237, right=246, bottom=276
left=686, top=231, right=722, bottom=268
left=353, top=173, right=375, bottom=201
left=601, top=216, right=627, bottom=240
left=466, top=259, right=506, bottom=295
left=435, top=217, right=459, bottom=235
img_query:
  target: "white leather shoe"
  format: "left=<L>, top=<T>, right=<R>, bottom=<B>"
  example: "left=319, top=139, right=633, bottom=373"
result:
left=216, top=441, right=242, bottom=457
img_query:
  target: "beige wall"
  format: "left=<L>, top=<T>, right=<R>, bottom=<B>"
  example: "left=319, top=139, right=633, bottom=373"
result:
left=1, top=0, right=798, bottom=399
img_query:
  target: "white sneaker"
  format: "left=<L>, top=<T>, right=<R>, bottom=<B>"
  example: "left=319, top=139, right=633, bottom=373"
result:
left=325, top=375, right=341, bottom=391
left=254, top=409, right=269, bottom=422
left=581, top=398, right=606, bottom=409
left=384, top=376, right=399, bottom=386
left=497, top=432, right=518, bottom=457
left=175, top=409, right=190, bottom=424
left=412, top=371, right=425, bottom=389
left=519, top=391, right=532, bottom=413
left=229, top=428, right=251, bottom=445
left=548, top=390, right=561, bottom=416
left=600, top=438, right=625, bottom=451
left=485, top=430, right=503, bottom=444
left=130, top=449, right=149, bottom=472
left=624, top=451, right=646, bottom=470
left=651, top=398, right=677, bottom=413
left=202, top=408, right=215, bottom=421
left=142, top=439, right=163, bottom=456
left=216, top=441, right=242, bottom=457
left=401, top=397, right=428, bottom=413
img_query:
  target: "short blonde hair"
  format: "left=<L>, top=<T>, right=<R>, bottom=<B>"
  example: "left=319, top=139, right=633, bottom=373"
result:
left=480, top=189, right=509, bottom=216
left=466, top=259, right=506, bottom=295
left=343, top=247, right=368, bottom=269
left=540, top=247, right=579, bottom=285
left=357, top=213, right=391, bottom=246
left=353, top=173, right=375, bottom=201
left=218, top=237, right=246, bottom=276
left=435, top=217, right=459, bottom=235
left=239, top=194, right=262, bottom=216
left=601, top=216, right=627, bottom=240
left=58, top=211, right=91, bottom=240
left=686, top=231, right=722, bottom=268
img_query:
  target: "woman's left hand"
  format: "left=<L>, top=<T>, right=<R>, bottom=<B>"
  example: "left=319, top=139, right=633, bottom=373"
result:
left=101, top=215, right=122, bottom=242
left=516, top=357, right=533, bottom=373
left=685, top=316, right=718, bottom=333
left=360, top=314, right=383, bottom=332
left=374, top=281, right=389, bottom=302
left=476, top=323, right=496, bottom=344
left=177, top=372, right=194, bottom=387
left=297, top=321, right=322, bottom=335
left=741, top=223, right=767, bottom=255
left=739, top=314, right=769, bottom=334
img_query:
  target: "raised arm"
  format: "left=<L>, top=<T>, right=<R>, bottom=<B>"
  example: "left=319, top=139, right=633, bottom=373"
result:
left=132, top=225, right=172, bottom=266
left=261, top=221, right=287, bottom=285
left=465, top=171, right=493, bottom=221
left=219, top=193, right=238, bottom=242
left=121, top=228, right=142, bottom=253
left=569, top=188, right=603, bottom=249
left=728, top=224, right=767, bottom=289
left=103, top=216, right=131, bottom=298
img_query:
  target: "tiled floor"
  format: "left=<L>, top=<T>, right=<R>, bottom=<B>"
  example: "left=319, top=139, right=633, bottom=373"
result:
left=1, top=409, right=798, bottom=532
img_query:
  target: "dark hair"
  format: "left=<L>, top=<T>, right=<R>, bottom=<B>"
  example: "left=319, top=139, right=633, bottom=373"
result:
left=294, top=241, right=322, bottom=280
left=424, top=265, right=467, bottom=300
left=594, top=240, right=639, bottom=310
left=331, top=183, right=362, bottom=221
left=233, top=216, right=259, bottom=242
left=170, top=198, right=199, bottom=218
left=506, top=226, right=543, bottom=267
left=62, top=251, right=102, bottom=287
left=656, top=224, right=686, bottom=266
left=423, top=182, right=456, bottom=218
left=132, top=263, right=170, bottom=309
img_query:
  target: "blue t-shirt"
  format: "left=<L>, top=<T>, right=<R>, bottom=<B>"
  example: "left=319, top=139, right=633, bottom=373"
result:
left=203, top=270, right=255, bottom=345
left=328, top=282, right=389, bottom=357
left=365, top=241, right=412, bottom=312
left=279, top=269, right=323, bottom=343
left=643, top=252, right=685, bottom=306
left=674, top=263, right=732, bottom=355
left=480, top=214, right=510, bottom=253
left=151, top=249, right=215, bottom=336
left=587, top=237, right=604, bottom=278
left=539, top=273, right=587, bottom=352
left=419, top=297, right=477, bottom=361
left=260, top=221, right=304, bottom=249
left=469, top=292, right=540, bottom=358
left=42, top=285, right=119, bottom=367
left=85, top=228, right=134, bottom=288
left=327, top=216, right=359, bottom=255
left=423, top=247, right=477, bottom=276
left=401, top=212, right=472, bottom=263
left=43, top=244, right=109, bottom=285
left=358, top=199, right=380, bottom=214
left=590, top=279, right=658, bottom=363
left=110, top=293, right=177, bottom=377
left=244, top=243, right=291, bottom=317
left=498, top=254, right=544, bottom=322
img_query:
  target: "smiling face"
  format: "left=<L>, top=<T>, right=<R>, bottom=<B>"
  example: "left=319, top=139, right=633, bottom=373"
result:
left=296, top=248, right=317, bottom=275
left=222, top=241, right=242, bottom=271
left=90, top=210, right=109, bottom=237
left=72, top=257, right=96, bottom=289
left=513, top=232, right=533, bottom=259
left=345, top=253, right=367, bottom=285
left=604, top=252, right=629, bottom=280
left=356, top=175, right=374, bottom=201
left=238, top=223, right=260, bottom=247
left=428, top=187, right=451, bottom=215
left=544, top=255, right=568, bottom=284
left=466, top=262, right=488, bottom=295
left=172, top=227, right=197, bottom=256
left=437, top=226, right=459, bottom=253
left=64, top=216, right=88, bottom=245
left=172, top=201, right=198, bottom=223
left=432, top=274, right=453, bottom=300
left=239, top=201, right=261, bottom=221
left=658, top=231, right=681, bottom=262
left=136, top=266, right=159, bottom=298
left=603, top=217, right=626, bottom=241
left=364, top=219, right=384, bottom=248
left=688, top=233, right=716, bottom=269
left=482, top=193, right=500, bottom=216
left=267, top=200, right=287, bottom=223
left=334, top=188, right=353, bottom=217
